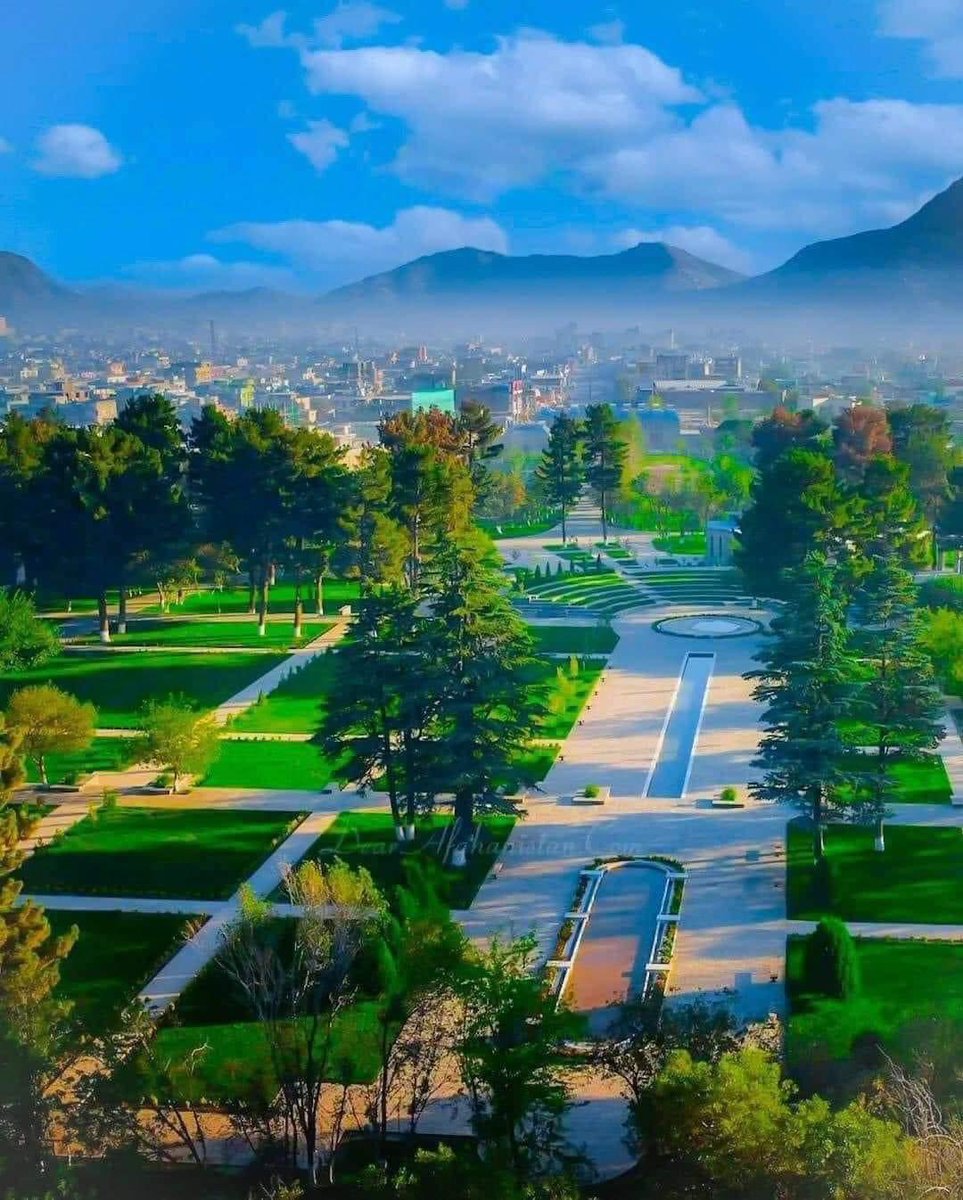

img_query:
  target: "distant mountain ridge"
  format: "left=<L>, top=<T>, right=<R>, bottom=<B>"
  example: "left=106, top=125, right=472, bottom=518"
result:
left=320, top=242, right=744, bottom=312
left=0, top=251, right=74, bottom=314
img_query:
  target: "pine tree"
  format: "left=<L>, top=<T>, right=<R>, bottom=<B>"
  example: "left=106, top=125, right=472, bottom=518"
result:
left=584, top=405, right=627, bottom=544
left=534, top=414, right=583, bottom=544
left=424, top=532, right=537, bottom=859
left=851, top=549, right=945, bottom=850
left=803, top=918, right=861, bottom=1000
left=747, top=552, right=860, bottom=857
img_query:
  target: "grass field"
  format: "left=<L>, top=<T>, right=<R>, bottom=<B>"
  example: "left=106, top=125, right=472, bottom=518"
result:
left=786, top=936, right=963, bottom=1066
left=18, top=807, right=306, bottom=899
left=229, top=653, right=338, bottom=734
left=76, top=618, right=334, bottom=649
left=142, top=580, right=361, bottom=617
left=23, top=736, right=137, bottom=785
left=47, top=910, right=196, bottom=1034
left=833, top=753, right=952, bottom=805
left=527, top=625, right=619, bottom=656
left=530, top=658, right=604, bottom=741
left=145, top=1001, right=386, bottom=1099
left=480, top=515, right=560, bottom=540
left=787, top=821, right=963, bottom=923
left=288, top=811, right=515, bottom=910
left=652, top=533, right=707, bottom=556
left=201, top=738, right=335, bottom=790
left=0, top=651, right=288, bottom=728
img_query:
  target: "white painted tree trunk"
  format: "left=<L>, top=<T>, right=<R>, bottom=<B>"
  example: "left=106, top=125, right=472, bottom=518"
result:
left=394, top=824, right=405, bottom=843
left=451, top=845, right=467, bottom=868
left=405, top=823, right=416, bottom=841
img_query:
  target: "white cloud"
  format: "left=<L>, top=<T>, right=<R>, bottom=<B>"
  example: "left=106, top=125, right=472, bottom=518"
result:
left=298, top=31, right=700, bottom=198
left=32, top=124, right=122, bottom=179
left=288, top=119, right=349, bottom=171
left=238, top=3, right=400, bottom=51
left=212, top=206, right=509, bottom=285
left=614, top=225, right=755, bottom=273
left=124, top=253, right=296, bottom=291
left=587, top=20, right=625, bottom=45
left=878, top=0, right=963, bottom=76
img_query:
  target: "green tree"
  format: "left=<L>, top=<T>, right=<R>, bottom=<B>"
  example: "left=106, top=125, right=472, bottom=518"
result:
left=336, top=447, right=409, bottom=594
left=750, top=406, right=828, bottom=471
left=803, top=917, right=861, bottom=1000
left=425, top=532, right=537, bottom=856
left=455, top=935, right=581, bottom=1179
left=4, top=685, right=95, bottom=787
left=851, top=550, right=945, bottom=851
left=114, top=393, right=185, bottom=481
left=832, top=405, right=893, bottom=485
left=534, top=415, right=583, bottom=544
left=319, top=588, right=439, bottom=832
left=736, top=449, right=846, bottom=599
left=747, top=553, right=860, bottom=857
left=889, top=404, right=953, bottom=539
left=136, top=696, right=220, bottom=792
left=0, top=591, right=58, bottom=672
left=583, top=403, right=627, bottom=544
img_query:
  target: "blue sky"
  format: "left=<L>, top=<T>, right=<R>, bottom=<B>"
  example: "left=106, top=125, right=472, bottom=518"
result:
left=3, top=0, right=963, bottom=290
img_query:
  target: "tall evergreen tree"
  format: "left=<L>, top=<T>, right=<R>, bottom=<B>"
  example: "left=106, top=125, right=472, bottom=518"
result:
left=425, top=532, right=537, bottom=859
left=851, top=549, right=945, bottom=850
left=534, top=414, right=583, bottom=543
left=747, top=552, right=860, bottom=857
left=735, top=448, right=846, bottom=599
left=584, top=403, right=627, bottom=544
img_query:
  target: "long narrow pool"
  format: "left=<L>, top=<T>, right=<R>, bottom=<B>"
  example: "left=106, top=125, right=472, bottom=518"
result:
left=645, top=652, right=715, bottom=798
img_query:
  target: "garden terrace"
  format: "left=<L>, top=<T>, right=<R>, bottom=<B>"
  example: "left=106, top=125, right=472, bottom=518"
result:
left=622, top=569, right=747, bottom=606
left=524, top=571, right=653, bottom=617
left=787, top=821, right=963, bottom=923
left=18, top=807, right=306, bottom=900
left=0, top=651, right=289, bottom=728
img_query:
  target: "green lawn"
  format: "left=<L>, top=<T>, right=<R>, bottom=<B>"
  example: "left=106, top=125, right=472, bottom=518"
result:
left=47, top=910, right=196, bottom=1034
left=0, top=651, right=288, bottom=728
left=527, top=625, right=619, bottom=656
left=76, top=618, right=334, bottom=649
left=145, top=1003, right=386, bottom=1099
left=833, top=753, right=952, bottom=805
left=229, top=653, right=338, bottom=734
left=480, top=515, right=559, bottom=539
left=18, top=807, right=306, bottom=899
left=529, top=658, right=604, bottom=741
left=201, top=738, right=335, bottom=791
left=786, top=936, right=963, bottom=1066
left=289, top=811, right=515, bottom=910
left=23, top=736, right=137, bottom=785
left=652, top=533, right=707, bottom=556
left=787, top=821, right=963, bottom=923
left=142, top=580, right=361, bottom=616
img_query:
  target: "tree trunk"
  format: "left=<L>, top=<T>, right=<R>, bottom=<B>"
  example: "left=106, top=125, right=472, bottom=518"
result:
left=875, top=815, right=885, bottom=853
left=98, top=591, right=110, bottom=644
left=247, top=565, right=256, bottom=615
left=117, top=582, right=128, bottom=635
left=316, top=572, right=325, bottom=617
left=257, top=563, right=269, bottom=637
left=38, top=755, right=47, bottom=787
left=561, top=502, right=567, bottom=545
left=600, top=494, right=608, bottom=544
left=452, top=787, right=474, bottom=865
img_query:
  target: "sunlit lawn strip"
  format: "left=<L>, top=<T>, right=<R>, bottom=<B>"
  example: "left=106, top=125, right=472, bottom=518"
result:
left=23, top=736, right=137, bottom=785
left=142, top=580, right=362, bottom=616
left=527, top=625, right=619, bottom=656
left=18, top=807, right=305, bottom=899
left=0, top=651, right=288, bottom=728
left=229, top=653, right=339, bottom=734
left=201, top=738, right=335, bottom=790
left=75, top=619, right=334, bottom=649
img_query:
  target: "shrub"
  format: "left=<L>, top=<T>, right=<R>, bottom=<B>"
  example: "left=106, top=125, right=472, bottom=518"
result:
left=583, top=783, right=601, bottom=798
left=803, top=917, right=861, bottom=1000
left=919, top=575, right=963, bottom=613
left=720, top=785, right=738, bottom=803
left=568, top=654, right=580, bottom=678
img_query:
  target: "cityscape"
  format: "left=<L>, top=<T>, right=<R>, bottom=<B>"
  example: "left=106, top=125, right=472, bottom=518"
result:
left=6, top=3, right=963, bottom=1199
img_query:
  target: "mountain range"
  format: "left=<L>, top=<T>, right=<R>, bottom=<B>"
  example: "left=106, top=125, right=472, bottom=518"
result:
left=6, top=175, right=963, bottom=333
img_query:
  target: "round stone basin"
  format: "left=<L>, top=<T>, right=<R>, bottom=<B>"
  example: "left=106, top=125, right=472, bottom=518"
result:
left=654, top=613, right=761, bottom=639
